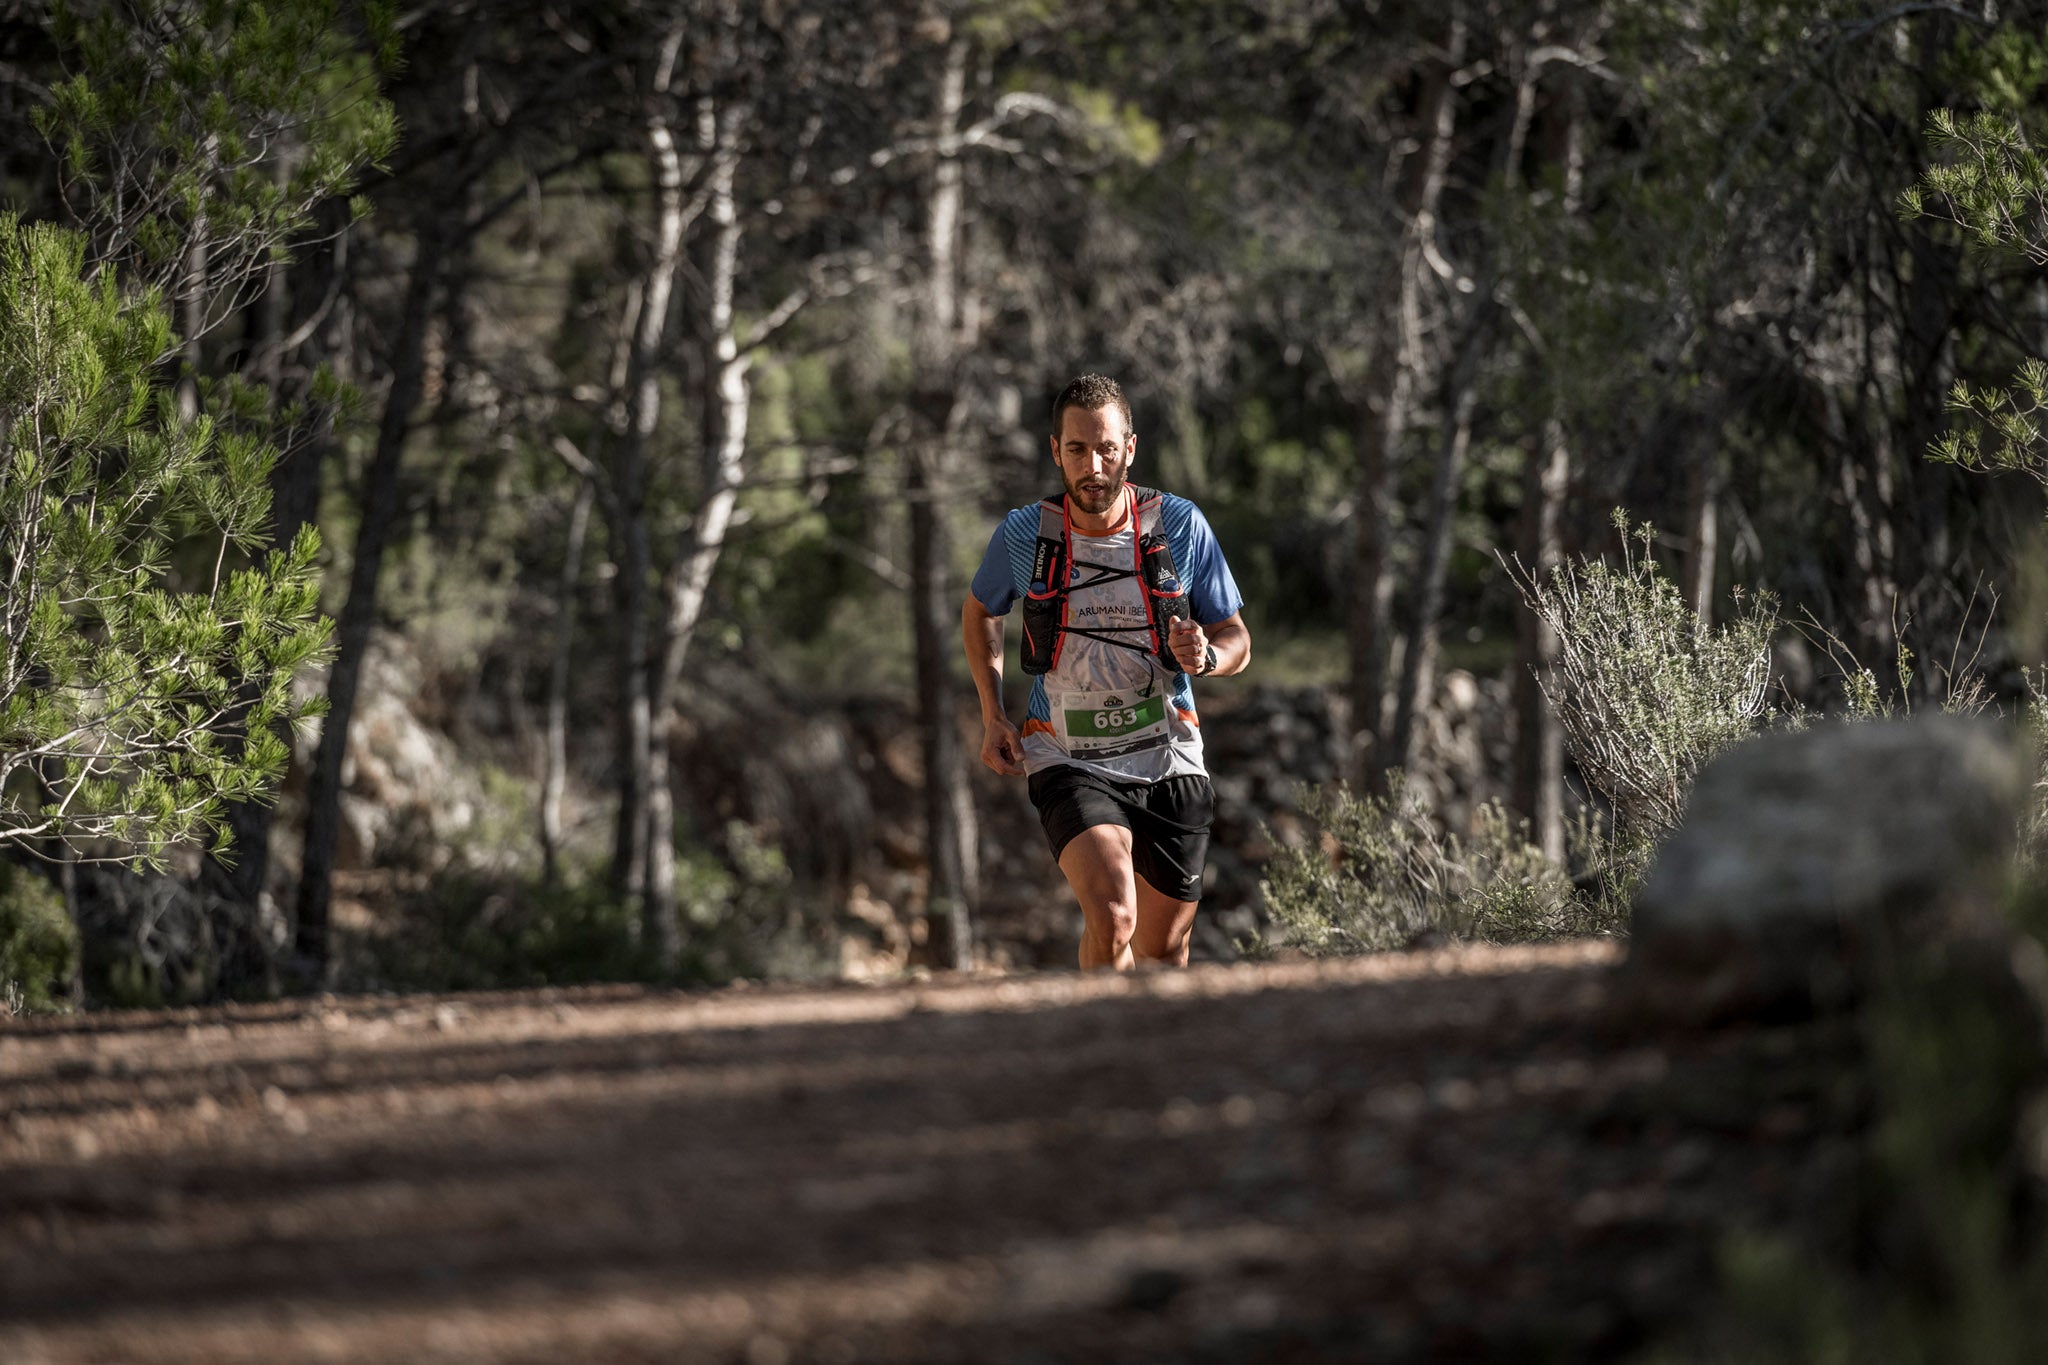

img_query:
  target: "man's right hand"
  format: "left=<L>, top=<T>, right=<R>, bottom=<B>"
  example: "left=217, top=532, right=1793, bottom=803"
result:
left=981, top=716, right=1026, bottom=776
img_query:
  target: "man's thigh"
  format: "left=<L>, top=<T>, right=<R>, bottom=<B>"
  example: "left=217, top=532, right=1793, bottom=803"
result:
left=1056, top=822, right=1137, bottom=914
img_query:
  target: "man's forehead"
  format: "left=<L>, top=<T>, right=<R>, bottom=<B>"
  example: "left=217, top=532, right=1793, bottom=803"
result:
left=1057, top=405, right=1131, bottom=444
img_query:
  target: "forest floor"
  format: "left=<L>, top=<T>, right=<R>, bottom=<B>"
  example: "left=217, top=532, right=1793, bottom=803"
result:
left=0, top=942, right=1856, bottom=1364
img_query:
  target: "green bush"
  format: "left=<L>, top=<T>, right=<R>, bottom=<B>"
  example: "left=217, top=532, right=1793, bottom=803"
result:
left=350, top=821, right=831, bottom=991
left=1254, top=776, right=1635, bottom=956
left=354, top=868, right=658, bottom=992
left=1510, top=514, right=1776, bottom=836
left=0, top=863, right=79, bottom=1013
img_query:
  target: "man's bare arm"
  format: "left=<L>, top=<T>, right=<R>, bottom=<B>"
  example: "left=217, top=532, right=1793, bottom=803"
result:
left=962, top=594, right=1026, bottom=775
left=1167, top=610, right=1251, bottom=678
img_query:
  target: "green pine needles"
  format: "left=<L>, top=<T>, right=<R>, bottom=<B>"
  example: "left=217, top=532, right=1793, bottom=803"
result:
left=0, top=214, right=330, bottom=866
left=1901, top=110, right=2048, bottom=266
left=1903, top=110, right=2048, bottom=481
left=35, top=0, right=398, bottom=338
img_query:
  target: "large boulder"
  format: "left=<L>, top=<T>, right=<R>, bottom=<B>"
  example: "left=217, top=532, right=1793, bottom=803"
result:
left=1630, top=715, right=2031, bottom=1004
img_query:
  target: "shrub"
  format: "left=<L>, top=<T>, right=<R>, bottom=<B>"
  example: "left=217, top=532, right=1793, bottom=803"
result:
left=1254, top=775, right=1634, bottom=956
left=0, top=863, right=79, bottom=1013
left=1509, top=513, right=1776, bottom=836
left=356, top=868, right=659, bottom=992
left=349, top=821, right=831, bottom=991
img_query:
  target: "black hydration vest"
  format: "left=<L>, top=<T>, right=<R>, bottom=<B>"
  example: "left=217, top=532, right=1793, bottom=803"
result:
left=1020, top=484, right=1192, bottom=675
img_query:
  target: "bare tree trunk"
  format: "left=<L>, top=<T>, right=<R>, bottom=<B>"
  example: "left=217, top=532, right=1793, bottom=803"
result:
left=1389, top=303, right=1489, bottom=774
left=1348, top=10, right=1464, bottom=786
left=644, top=95, right=751, bottom=968
left=251, top=233, right=290, bottom=396
left=1897, top=8, right=1961, bottom=691
left=58, top=844, right=81, bottom=1008
left=1681, top=444, right=1720, bottom=624
left=1390, top=18, right=1540, bottom=774
left=607, top=28, right=689, bottom=917
left=541, top=478, right=593, bottom=885
left=176, top=216, right=207, bottom=422
left=1822, top=387, right=1897, bottom=665
left=293, top=222, right=445, bottom=977
left=1512, top=43, right=1583, bottom=865
left=270, top=203, right=348, bottom=546
left=206, top=176, right=301, bottom=922
left=909, top=37, right=977, bottom=970
left=909, top=443, right=976, bottom=968
left=201, top=184, right=346, bottom=975
left=1513, top=418, right=1569, bottom=863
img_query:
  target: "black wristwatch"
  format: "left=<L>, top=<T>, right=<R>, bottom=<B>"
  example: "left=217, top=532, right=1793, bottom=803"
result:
left=1198, top=643, right=1219, bottom=676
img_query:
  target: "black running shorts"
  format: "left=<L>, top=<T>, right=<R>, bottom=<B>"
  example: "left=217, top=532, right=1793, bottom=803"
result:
left=1027, top=765, right=1214, bottom=902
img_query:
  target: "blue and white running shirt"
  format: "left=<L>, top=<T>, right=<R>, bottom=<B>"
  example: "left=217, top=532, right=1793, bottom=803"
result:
left=970, top=491, right=1244, bottom=783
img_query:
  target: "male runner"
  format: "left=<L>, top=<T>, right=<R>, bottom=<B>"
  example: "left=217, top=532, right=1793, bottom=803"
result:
left=962, top=374, right=1250, bottom=969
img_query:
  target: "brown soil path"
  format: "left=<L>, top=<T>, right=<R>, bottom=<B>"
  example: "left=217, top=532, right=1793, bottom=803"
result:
left=0, top=943, right=1851, bottom=1363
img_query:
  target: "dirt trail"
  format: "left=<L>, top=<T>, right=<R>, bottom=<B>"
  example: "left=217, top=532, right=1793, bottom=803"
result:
left=0, top=943, right=1852, bottom=1363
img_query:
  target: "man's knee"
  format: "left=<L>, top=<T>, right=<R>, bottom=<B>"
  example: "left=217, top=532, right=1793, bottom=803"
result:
left=1087, top=897, right=1137, bottom=945
left=1132, top=922, right=1190, bottom=962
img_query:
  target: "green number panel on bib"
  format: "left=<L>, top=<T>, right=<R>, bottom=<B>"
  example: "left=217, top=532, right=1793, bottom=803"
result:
left=1056, top=689, right=1170, bottom=759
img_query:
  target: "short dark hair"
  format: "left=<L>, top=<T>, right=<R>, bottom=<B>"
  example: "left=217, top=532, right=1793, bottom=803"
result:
left=1051, top=374, right=1132, bottom=439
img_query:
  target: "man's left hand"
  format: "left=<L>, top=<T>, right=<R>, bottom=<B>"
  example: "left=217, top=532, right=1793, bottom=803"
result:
left=1169, top=618, right=1208, bottom=675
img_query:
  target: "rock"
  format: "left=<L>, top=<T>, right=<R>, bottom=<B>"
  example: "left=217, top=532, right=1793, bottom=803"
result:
left=325, top=633, right=484, bottom=869
left=1630, top=715, right=2031, bottom=1008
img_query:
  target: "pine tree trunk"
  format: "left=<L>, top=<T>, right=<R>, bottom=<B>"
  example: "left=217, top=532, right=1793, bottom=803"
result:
left=205, top=196, right=342, bottom=956
left=1390, top=302, right=1490, bottom=775
left=909, top=37, right=977, bottom=970
left=1513, top=418, right=1569, bottom=865
left=1822, top=388, right=1897, bottom=668
left=1681, top=444, right=1720, bottom=624
left=909, top=446, right=975, bottom=968
left=176, top=213, right=207, bottom=422
left=1898, top=8, right=1961, bottom=697
left=1513, top=55, right=1585, bottom=864
left=644, top=95, right=751, bottom=968
left=1348, top=11, right=1464, bottom=786
left=541, top=479, right=593, bottom=885
left=606, top=30, right=689, bottom=917
left=293, top=222, right=445, bottom=976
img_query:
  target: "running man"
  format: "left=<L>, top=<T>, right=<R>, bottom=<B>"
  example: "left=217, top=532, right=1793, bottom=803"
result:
left=962, top=374, right=1250, bottom=969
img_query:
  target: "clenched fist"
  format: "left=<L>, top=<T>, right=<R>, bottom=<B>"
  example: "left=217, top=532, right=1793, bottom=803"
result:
left=1169, top=618, right=1210, bottom=675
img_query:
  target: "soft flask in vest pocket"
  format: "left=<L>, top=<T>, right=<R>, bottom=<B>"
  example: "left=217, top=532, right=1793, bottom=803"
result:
left=1140, top=528, right=1190, bottom=666
left=1019, top=485, right=1190, bottom=676
left=1020, top=531, right=1065, bottom=674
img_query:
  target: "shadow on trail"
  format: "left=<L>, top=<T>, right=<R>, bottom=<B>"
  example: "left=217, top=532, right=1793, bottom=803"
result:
left=0, top=950, right=1852, bottom=1363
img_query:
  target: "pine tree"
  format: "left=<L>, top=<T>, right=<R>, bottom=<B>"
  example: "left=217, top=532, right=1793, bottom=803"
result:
left=0, top=214, right=329, bottom=865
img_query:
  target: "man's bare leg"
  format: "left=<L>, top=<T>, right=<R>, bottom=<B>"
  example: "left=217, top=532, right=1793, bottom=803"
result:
left=1132, top=880, right=1197, bottom=967
left=1058, top=824, right=1139, bottom=970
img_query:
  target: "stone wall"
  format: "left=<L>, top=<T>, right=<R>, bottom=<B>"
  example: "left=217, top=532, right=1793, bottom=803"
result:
left=296, top=634, right=1525, bottom=977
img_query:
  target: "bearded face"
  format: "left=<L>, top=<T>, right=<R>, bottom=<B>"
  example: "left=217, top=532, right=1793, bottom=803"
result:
left=1051, top=404, right=1135, bottom=518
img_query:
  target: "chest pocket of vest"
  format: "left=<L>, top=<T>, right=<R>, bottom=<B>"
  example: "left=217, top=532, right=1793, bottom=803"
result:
left=1140, top=528, right=1189, bottom=662
left=1020, top=533, right=1065, bottom=674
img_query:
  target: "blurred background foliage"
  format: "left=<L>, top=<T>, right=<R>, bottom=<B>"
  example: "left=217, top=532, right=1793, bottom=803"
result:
left=2, top=0, right=2048, bottom=1000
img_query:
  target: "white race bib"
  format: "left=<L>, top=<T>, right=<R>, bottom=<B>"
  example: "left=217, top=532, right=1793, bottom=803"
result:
left=1056, top=687, right=1171, bottom=758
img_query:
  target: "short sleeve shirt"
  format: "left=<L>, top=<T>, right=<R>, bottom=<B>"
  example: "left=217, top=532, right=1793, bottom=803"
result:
left=970, top=489, right=1244, bottom=783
